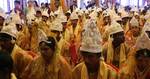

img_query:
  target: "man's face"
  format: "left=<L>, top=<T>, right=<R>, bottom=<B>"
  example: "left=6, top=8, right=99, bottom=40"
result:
left=130, top=26, right=140, bottom=37
left=41, top=3, right=45, bottom=8
left=103, top=16, right=111, bottom=25
left=81, top=51, right=100, bottom=70
left=111, top=31, right=125, bottom=46
left=36, top=12, right=42, bottom=18
left=71, top=19, right=78, bottom=26
left=136, top=49, right=150, bottom=68
left=39, top=42, right=54, bottom=61
left=42, top=16, right=48, bottom=22
left=28, top=1, right=34, bottom=7
left=14, top=3, right=20, bottom=9
left=0, top=40, right=14, bottom=53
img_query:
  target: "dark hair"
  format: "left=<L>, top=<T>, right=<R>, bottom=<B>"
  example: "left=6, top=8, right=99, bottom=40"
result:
left=45, top=3, right=49, bottom=8
left=36, top=10, right=41, bottom=14
left=81, top=51, right=101, bottom=58
left=0, top=33, right=16, bottom=41
left=0, top=16, right=5, bottom=20
left=34, top=1, right=39, bottom=7
left=0, top=52, right=13, bottom=74
left=136, top=49, right=150, bottom=59
left=14, top=0, right=20, bottom=4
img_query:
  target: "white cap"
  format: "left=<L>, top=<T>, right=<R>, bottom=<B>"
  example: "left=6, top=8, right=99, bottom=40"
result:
left=97, top=7, right=102, bottom=12
left=134, top=12, right=139, bottom=16
left=78, top=10, right=83, bottom=16
left=130, top=17, right=139, bottom=27
left=50, top=11, right=54, bottom=16
left=80, top=19, right=102, bottom=53
left=89, top=10, right=97, bottom=20
left=42, top=9, right=49, bottom=17
left=8, top=10, right=21, bottom=25
left=143, top=20, right=150, bottom=32
left=106, top=21, right=124, bottom=35
left=113, top=15, right=122, bottom=21
left=38, top=29, right=47, bottom=43
left=121, top=11, right=129, bottom=18
left=51, top=20, right=63, bottom=31
left=85, top=10, right=89, bottom=14
left=135, top=33, right=150, bottom=50
left=54, top=10, right=59, bottom=15
left=66, top=10, right=71, bottom=14
left=61, top=15, right=67, bottom=23
left=1, top=23, right=18, bottom=39
left=70, top=11, right=78, bottom=20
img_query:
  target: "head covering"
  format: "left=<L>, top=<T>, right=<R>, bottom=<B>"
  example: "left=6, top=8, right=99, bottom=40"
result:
left=1, top=24, right=18, bottom=40
left=54, top=10, right=59, bottom=15
left=143, top=20, right=150, bottom=32
left=50, top=11, right=54, bottom=16
left=80, top=19, right=102, bottom=53
left=57, top=7, right=67, bottom=23
left=78, top=10, right=83, bottom=16
left=39, top=36, right=56, bottom=51
left=66, top=9, right=71, bottom=14
left=121, top=11, right=129, bottom=18
left=135, top=33, right=150, bottom=51
left=42, top=9, right=49, bottom=17
left=130, top=17, right=139, bottom=27
left=51, top=19, right=63, bottom=32
left=89, top=10, right=97, bottom=20
left=38, top=29, right=47, bottom=44
left=85, top=10, right=89, bottom=14
left=106, top=21, right=124, bottom=35
left=7, top=10, right=20, bottom=25
left=134, top=12, right=139, bottom=16
left=0, top=27, right=17, bottom=41
left=70, top=11, right=78, bottom=20
left=135, top=17, right=150, bottom=50
left=60, top=14, right=67, bottom=23
left=97, top=7, right=102, bottom=12
left=113, top=15, right=122, bottom=21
